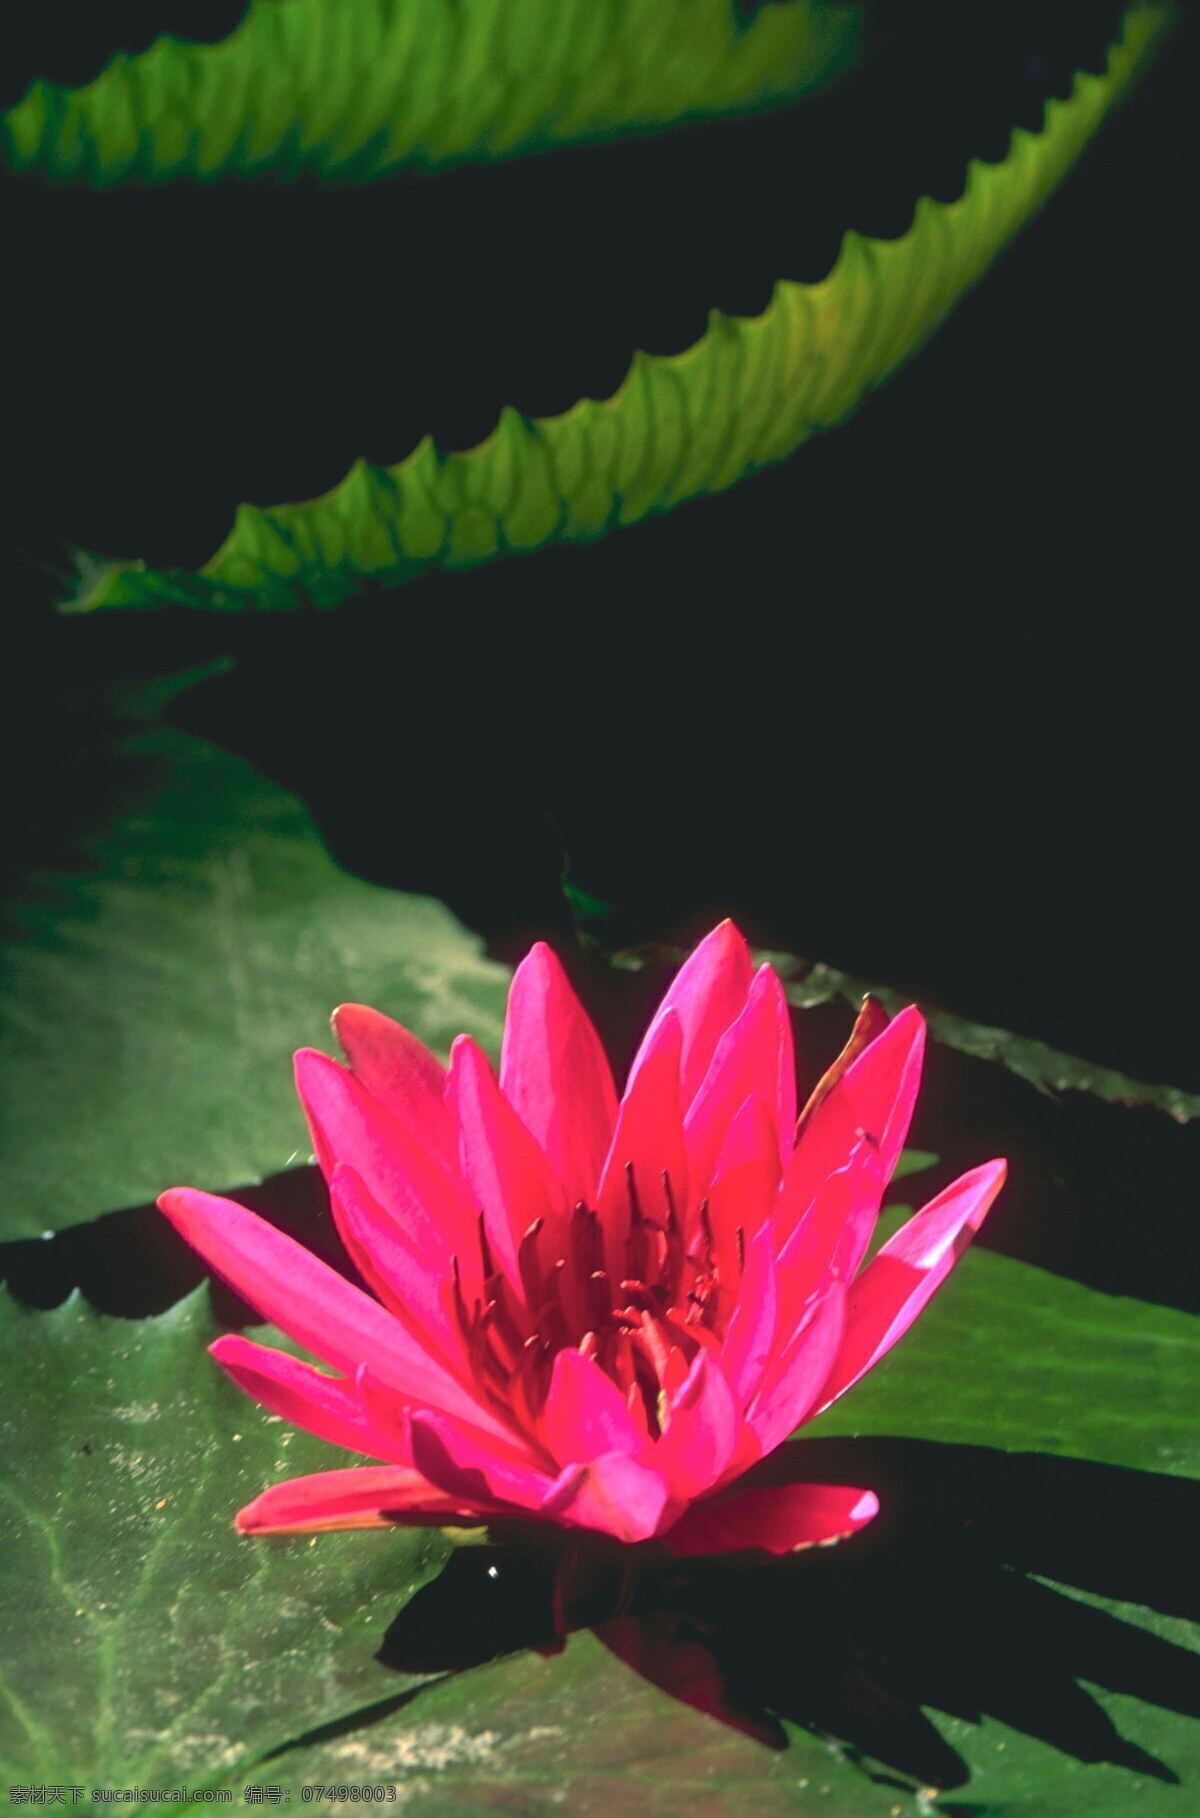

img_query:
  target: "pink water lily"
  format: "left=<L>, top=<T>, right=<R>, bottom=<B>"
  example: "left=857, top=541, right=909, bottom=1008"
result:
left=160, top=924, right=1004, bottom=1556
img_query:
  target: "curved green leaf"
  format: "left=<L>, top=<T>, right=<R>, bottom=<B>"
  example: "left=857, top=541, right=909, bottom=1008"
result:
left=0, top=1286, right=452, bottom=1785
left=3, top=0, right=858, bottom=188
left=70, top=1, right=1173, bottom=616
left=0, top=672, right=510, bottom=1240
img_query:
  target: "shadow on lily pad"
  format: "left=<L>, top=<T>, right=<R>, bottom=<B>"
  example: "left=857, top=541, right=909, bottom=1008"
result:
left=376, top=1438, right=1200, bottom=1795
left=0, top=1163, right=349, bottom=1321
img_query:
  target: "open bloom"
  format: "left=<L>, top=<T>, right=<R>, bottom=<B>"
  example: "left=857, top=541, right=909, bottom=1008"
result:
left=160, top=924, right=1004, bottom=1555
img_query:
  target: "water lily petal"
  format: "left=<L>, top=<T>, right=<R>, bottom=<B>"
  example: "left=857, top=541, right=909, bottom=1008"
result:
left=410, top=1408, right=555, bottom=1513
left=685, top=965, right=796, bottom=1193
left=705, top=1094, right=782, bottom=1304
left=331, top=1003, right=457, bottom=1171
left=627, top=920, right=754, bottom=1110
left=295, top=1047, right=477, bottom=1263
left=539, top=1346, right=647, bottom=1466
left=234, top=1466, right=483, bottom=1535
left=329, top=1163, right=477, bottom=1364
left=795, top=995, right=890, bottom=1134
left=718, top=1219, right=779, bottom=1405
left=446, top=1034, right=565, bottom=1285
left=774, top=1138, right=886, bottom=1321
left=663, top=1481, right=879, bottom=1557
left=653, top=1350, right=741, bottom=1502
left=780, top=1008, right=926, bottom=1239
left=596, top=1009, right=686, bottom=1258
left=540, top=1451, right=671, bottom=1543
left=816, top=1159, right=1007, bottom=1409
left=158, top=1187, right=505, bottom=1434
left=210, top=1333, right=398, bottom=1459
left=500, top=943, right=619, bottom=1206
left=745, top=1279, right=847, bottom=1456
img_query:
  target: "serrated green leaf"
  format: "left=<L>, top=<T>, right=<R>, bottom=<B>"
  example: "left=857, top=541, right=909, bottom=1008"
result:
left=780, top=958, right=1200, bottom=1125
left=0, top=1286, right=452, bottom=1785
left=70, top=2, right=1173, bottom=616
left=0, top=672, right=510, bottom=1239
left=3, top=0, right=858, bottom=188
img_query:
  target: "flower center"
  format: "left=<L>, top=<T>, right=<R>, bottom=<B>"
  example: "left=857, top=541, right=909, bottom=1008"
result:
left=449, top=1166, right=738, bottom=1441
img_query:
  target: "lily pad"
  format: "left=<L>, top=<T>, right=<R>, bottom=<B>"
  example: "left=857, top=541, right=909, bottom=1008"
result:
left=806, top=1236, right=1198, bottom=1480
left=256, top=1626, right=907, bottom=1814
left=782, top=958, right=1200, bottom=1126
left=255, top=1249, right=1199, bottom=1810
left=0, top=672, right=509, bottom=1240
left=0, top=1286, right=451, bottom=1787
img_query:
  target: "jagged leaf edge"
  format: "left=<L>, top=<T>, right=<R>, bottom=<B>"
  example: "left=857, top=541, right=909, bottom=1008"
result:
left=71, top=1, right=1172, bottom=615
left=3, top=0, right=858, bottom=188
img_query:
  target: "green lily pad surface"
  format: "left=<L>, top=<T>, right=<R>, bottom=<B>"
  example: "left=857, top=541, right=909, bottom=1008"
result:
left=0, top=674, right=509, bottom=1239
left=807, top=1233, right=1197, bottom=1482
left=0, top=1287, right=451, bottom=1788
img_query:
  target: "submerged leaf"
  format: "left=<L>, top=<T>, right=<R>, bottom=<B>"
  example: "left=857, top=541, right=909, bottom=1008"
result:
left=3, top=0, right=858, bottom=187
left=69, top=2, right=1173, bottom=614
